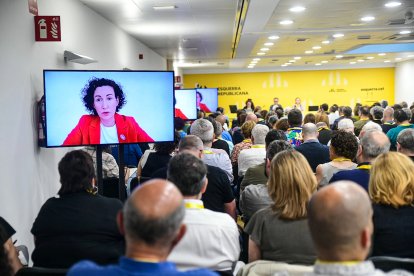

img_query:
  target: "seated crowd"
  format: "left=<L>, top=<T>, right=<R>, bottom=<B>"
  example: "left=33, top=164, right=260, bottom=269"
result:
left=1, top=99, right=414, bottom=275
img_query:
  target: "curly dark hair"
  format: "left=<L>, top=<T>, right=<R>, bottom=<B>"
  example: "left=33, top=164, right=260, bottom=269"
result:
left=0, top=245, right=12, bottom=276
left=330, top=130, right=358, bottom=160
left=82, top=77, right=126, bottom=115
left=154, top=131, right=181, bottom=154
left=196, top=91, right=203, bottom=101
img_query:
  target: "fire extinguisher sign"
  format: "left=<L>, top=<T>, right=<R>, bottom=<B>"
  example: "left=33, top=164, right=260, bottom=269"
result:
left=34, top=16, right=61, bottom=42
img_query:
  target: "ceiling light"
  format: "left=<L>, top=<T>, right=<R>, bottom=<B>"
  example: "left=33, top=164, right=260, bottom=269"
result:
left=378, top=53, right=386, bottom=56
left=280, top=20, right=294, bottom=25
left=289, top=60, right=296, bottom=63
left=400, top=30, right=412, bottom=35
left=333, top=33, right=344, bottom=38
left=322, top=40, right=331, bottom=44
left=384, top=60, right=391, bottom=63
left=408, top=55, right=414, bottom=58
left=294, top=56, right=302, bottom=60
left=260, top=48, right=270, bottom=51
left=247, top=66, right=254, bottom=68
left=289, top=6, right=306, bottom=12
left=268, top=35, right=280, bottom=40
left=321, top=61, right=328, bottom=63
left=336, top=55, right=343, bottom=58
left=257, top=52, right=266, bottom=56
left=305, top=50, right=313, bottom=54
left=286, top=62, right=292, bottom=65
left=350, top=62, right=356, bottom=64
left=153, top=5, right=176, bottom=10
left=361, top=16, right=375, bottom=22
left=281, top=64, right=288, bottom=67
left=250, top=60, right=258, bottom=64
left=384, top=1, right=401, bottom=8
left=312, top=46, right=322, bottom=50
left=315, top=63, right=322, bottom=66
left=264, top=42, right=274, bottom=46
left=366, top=56, right=374, bottom=59
left=357, top=59, right=365, bottom=62
left=253, top=58, right=261, bottom=61
left=395, top=58, right=402, bottom=61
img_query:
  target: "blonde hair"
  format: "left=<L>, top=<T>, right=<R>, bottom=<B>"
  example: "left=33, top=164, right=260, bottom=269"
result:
left=315, top=113, right=329, bottom=126
left=241, top=120, right=256, bottom=138
left=268, top=150, right=317, bottom=219
left=369, top=152, right=414, bottom=208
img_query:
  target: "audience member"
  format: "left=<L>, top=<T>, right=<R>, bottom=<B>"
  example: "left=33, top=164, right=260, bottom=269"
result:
left=208, top=117, right=230, bottom=156
left=240, top=140, right=292, bottom=221
left=295, top=123, right=330, bottom=172
left=269, top=97, right=283, bottom=112
left=332, top=106, right=353, bottom=130
left=83, top=145, right=119, bottom=178
left=303, top=113, right=316, bottom=124
left=245, top=150, right=317, bottom=265
left=32, top=150, right=124, bottom=268
left=215, top=114, right=233, bottom=143
left=328, top=105, right=339, bottom=127
left=354, top=105, right=371, bottom=136
left=191, top=119, right=233, bottom=183
left=174, top=117, right=187, bottom=138
left=387, top=108, right=414, bottom=150
left=231, top=110, right=247, bottom=144
left=369, top=152, right=414, bottom=258
left=381, top=107, right=397, bottom=134
left=397, top=128, right=414, bottom=162
left=370, top=105, right=384, bottom=125
left=358, top=121, right=382, bottom=139
left=316, top=122, right=331, bottom=145
left=167, top=153, right=240, bottom=272
left=68, top=179, right=216, bottom=276
left=238, top=124, right=269, bottom=177
left=0, top=217, right=22, bottom=275
left=240, top=130, right=287, bottom=191
left=111, top=144, right=143, bottom=168
left=353, top=103, right=362, bottom=121
left=316, top=130, right=358, bottom=187
left=337, top=118, right=355, bottom=134
left=231, top=120, right=256, bottom=167
left=275, top=117, right=289, bottom=133
left=286, top=109, right=303, bottom=147
left=307, top=181, right=410, bottom=275
left=319, top=103, right=329, bottom=114
left=330, top=130, right=390, bottom=191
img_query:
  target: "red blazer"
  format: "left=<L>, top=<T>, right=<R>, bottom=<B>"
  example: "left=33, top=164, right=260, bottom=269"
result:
left=175, top=108, right=188, bottom=120
left=199, top=103, right=211, bottom=113
left=62, top=113, right=154, bottom=146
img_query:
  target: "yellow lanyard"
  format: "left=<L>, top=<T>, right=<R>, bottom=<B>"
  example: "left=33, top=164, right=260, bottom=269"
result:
left=318, top=126, right=330, bottom=131
left=184, top=202, right=204, bottom=209
left=358, top=164, right=371, bottom=170
left=203, top=150, right=214, bottom=154
left=316, top=260, right=361, bottom=266
left=242, top=139, right=252, bottom=143
left=400, top=124, right=411, bottom=127
left=251, top=144, right=265, bottom=148
left=332, top=158, right=351, bottom=162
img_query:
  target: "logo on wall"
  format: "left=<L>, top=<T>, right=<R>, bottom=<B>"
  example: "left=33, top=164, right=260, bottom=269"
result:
left=34, top=16, right=61, bottom=41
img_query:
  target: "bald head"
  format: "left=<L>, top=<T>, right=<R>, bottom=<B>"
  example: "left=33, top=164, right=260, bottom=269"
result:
left=246, top=113, right=258, bottom=122
left=123, top=179, right=185, bottom=246
left=215, top=115, right=226, bottom=126
left=308, top=181, right=373, bottom=261
left=302, top=123, right=318, bottom=140
left=178, top=135, right=203, bottom=154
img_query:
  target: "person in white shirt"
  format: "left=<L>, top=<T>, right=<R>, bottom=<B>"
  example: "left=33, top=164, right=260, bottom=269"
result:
left=167, top=153, right=240, bottom=272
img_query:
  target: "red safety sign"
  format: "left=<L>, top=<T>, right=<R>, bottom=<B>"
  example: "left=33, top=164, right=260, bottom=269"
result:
left=34, top=16, right=61, bottom=42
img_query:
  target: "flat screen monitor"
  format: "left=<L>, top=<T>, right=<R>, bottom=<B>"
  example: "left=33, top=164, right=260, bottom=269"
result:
left=229, top=105, right=238, bottom=113
left=44, top=70, right=175, bottom=147
left=308, top=105, right=319, bottom=112
left=174, top=89, right=197, bottom=120
left=196, top=88, right=218, bottom=113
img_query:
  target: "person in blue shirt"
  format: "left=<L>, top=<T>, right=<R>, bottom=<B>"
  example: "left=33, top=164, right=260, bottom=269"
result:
left=68, top=179, right=217, bottom=276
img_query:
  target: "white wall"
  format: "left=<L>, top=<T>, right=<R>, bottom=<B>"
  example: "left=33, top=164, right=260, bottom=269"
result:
left=395, top=59, right=414, bottom=106
left=0, top=0, right=165, bottom=258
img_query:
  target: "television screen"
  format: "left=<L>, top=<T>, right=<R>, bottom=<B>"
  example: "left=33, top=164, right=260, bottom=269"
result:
left=196, top=88, right=218, bottom=113
left=174, top=89, right=197, bottom=120
left=44, top=70, right=175, bottom=147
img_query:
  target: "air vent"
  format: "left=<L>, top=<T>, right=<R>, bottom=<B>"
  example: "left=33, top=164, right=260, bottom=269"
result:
left=358, top=35, right=371, bottom=40
left=297, top=38, right=309, bottom=42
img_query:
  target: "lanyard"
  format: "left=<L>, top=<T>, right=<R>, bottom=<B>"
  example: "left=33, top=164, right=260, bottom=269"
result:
left=242, top=139, right=252, bottom=143
left=203, top=150, right=214, bottom=154
left=316, top=260, right=361, bottom=266
left=332, top=158, right=351, bottom=162
left=357, top=164, right=371, bottom=170
left=251, top=144, right=265, bottom=148
left=184, top=202, right=204, bottom=209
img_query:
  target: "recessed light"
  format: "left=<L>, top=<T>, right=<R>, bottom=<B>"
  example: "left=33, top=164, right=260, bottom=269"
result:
left=247, top=66, right=254, bottom=68
left=250, top=60, right=258, bottom=64
left=395, top=58, right=402, bottom=61
left=350, top=62, right=356, bottom=64
left=322, top=40, right=331, bottom=44
left=333, top=33, right=344, bottom=38
left=253, top=58, right=261, bottom=61
left=289, top=6, right=306, bottom=12
left=153, top=5, right=177, bottom=10
left=280, top=20, right=294, bottom=25
left=400, top=30, right=412, bottom=35
left=286, top=62, right=292, bottom=65
left=281, top=64, right=288, bottom=67
left=315, top=63, right=322, bottom=66
left=260, top=48, right=270, bottom=51
left=268, top=35, right=280, bottom=40
left=305, top=50, right=313, bottom=54
left=366, top=56, right=374, bottom=59
left=361, top=16, right=375, bottom=22
left=264, top=42, right=274, bottom=46
left=289, top=60, right=296, bottom=63
left=378, top=53, right=386, bottom=56
left=384, top=1, right=401, bottom=8
left=357, top=59, right=365, bottom=62
left=384, top=60, right=391, bottom=63
left=312, top=46, right=322, bottom=50
left=336, top=55, right=343, bottom=58
left=321, top=61, right=328, bottom=63
left=257, top=52, right=266, bottom=56
left=294, top=56, right=302, bottom=60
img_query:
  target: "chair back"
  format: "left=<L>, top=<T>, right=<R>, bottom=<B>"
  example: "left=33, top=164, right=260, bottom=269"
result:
left=16, top=267, right=67, bottom=276
left=369, top=256, right=414, bottom=273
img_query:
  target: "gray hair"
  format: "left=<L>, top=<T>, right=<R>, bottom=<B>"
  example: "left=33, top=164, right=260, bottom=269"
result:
left=360, top=130, right=390, bottom=159
left=252, top=124, right=269, bottom=145
left=370, top=106, right=384, bottom=120
left=123, top=195, right=185, bottom=245
left=266, top=140, right=293, bottom=160
left=397, top=128, right=414, bottom=152
left=214, top=121, right=223, bottom=137
left=338, top=118, right=354, bottom=132
left=361, top=121, right=382, bottom=134
left=178, top=135, right=203, bottom=152
left=190, top=119, right=214, bottom=145
left=403, top=108, right=412, bottom=120
left=383, top=107, right=394, bottom=119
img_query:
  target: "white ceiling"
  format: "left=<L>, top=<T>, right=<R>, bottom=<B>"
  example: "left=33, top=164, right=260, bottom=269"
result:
left=79, top=0, right=414, bottom=71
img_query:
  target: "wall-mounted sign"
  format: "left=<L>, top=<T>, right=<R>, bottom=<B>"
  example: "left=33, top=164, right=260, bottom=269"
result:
left=28, top=0, right=38, bottom=15
left=34, top=16, right=61, bottom=42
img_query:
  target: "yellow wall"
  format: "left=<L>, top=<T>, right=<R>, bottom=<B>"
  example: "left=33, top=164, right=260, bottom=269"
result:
left=184, top=68, right=394, bottom=113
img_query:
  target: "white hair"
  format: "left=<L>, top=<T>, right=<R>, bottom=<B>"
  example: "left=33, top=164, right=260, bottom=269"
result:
left=338, top=118, right=354, bottom=133
left=251, top=124, right=269, bottom=145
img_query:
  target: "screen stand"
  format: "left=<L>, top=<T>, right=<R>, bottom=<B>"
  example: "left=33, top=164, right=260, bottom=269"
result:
left=96, top=146, right=103, bottom=195
left=118, top=144, right=126, bottom=202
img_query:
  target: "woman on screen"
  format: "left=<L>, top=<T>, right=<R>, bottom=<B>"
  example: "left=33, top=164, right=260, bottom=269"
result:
left=196, top=91, right=211, bottom=113
left=63, top=78, right=153, bottom=145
